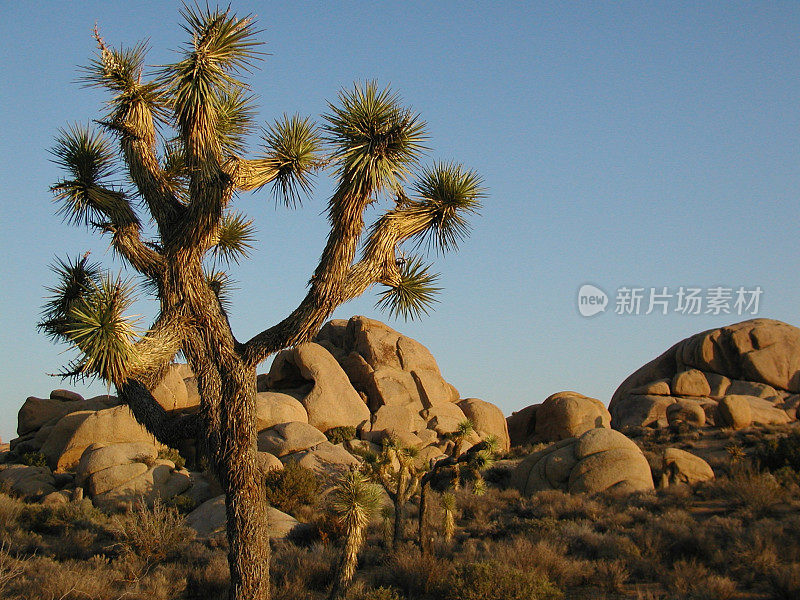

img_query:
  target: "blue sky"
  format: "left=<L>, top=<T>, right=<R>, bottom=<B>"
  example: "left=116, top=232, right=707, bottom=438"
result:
left=1, top=1, right=798, bottom=443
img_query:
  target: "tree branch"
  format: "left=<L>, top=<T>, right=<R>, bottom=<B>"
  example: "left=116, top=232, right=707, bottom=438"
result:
left=117, top=379, right=200, bottom=447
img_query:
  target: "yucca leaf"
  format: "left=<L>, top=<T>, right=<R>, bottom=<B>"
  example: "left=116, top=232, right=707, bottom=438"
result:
left=214, top=86, right=256, bottom=156
left=408, top=161, right=484, bottom=253
left=51, top=125, right=122, bottom=227
left=375, top=256, right=440, bottom=321
left=205, top=268, right=236, bottom=314
left=39, top=254, right=103, bottom=340
left=263, top=114, right=322, bottom=206
left=329, top=469, right=382, bottom=529
left=324, top=81, right=427, bottom=195
left=164, top=4, right=262, bottom=149
left=62, top=274, right=141, bottom=385
left=211, top=212, right=255, bottom=265
left=82, top=31, right=168, bottom=126
left=162, top=139, right=189, bottom=200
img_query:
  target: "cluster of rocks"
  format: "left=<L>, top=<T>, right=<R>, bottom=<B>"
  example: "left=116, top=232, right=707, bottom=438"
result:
left=3, top=316, right=796, bottom=535
left=1, top=316, right=510, bottom=539
left=609, top=319, right=800, bottom=431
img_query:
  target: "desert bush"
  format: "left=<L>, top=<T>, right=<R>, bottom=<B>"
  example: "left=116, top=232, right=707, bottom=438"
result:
left=271, top=541, right=336, bottom=594
left=443, top=561, right=562, bottom=600
left=112, top=499, right=193, bottom=570
left=19, top=451, right=48, bottom=468
left=0, top=542, right=23, bottom=598
left=593, top=559, right=630, bottom=592
left=326, top=426, right=357, bottom=445
left=755, top=430, right=800, bottom=472
left=717, top=467, right=786, bottom=514
left=11, top=555, right=122, bottom=600
left=0, top=493, right=23, bottom=531
left=264, top=462, right=319, bottom=515
left=768, top=562, right=800, bottom=600
left=185, top=551, right=229, bottom=600
left=166, top=494, right=197, bottom=514
left=343, top=581, right=403, bottom=600
left=18, top=498, right=105, bottom=536
left=490, top=536, right=593, bottom=588
left=524, top=489, right=603, bottom=521
left=157, top=447, right=186, bottom=470
left=375, top=545, right=451, bottom=597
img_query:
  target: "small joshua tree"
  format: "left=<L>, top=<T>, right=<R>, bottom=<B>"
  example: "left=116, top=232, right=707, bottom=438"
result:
left=328, top=468, right=382, bottom=600
left=37, top=5, right=483, bottom=599
left=440, top=491, right=457, bottom=543
left=365, top=437, right=422, bottom=547
left=417, top=427, right=496, bottom=554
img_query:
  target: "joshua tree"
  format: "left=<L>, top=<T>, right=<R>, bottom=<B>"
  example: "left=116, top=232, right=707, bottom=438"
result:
left=328, top=469, right=382, bottom=600
left=365, top=438, right=423, bottom=547
left=440, top=491, right=457, bottom=543
left=38, top=5, right=482, bottom=600
left=417, top=430, right=496, bottom=555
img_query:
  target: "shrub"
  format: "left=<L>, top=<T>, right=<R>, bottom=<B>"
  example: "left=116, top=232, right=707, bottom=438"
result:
left=325, top=426, right=357, bottom=445
left=443, top=561, right=562, bottom=600
left=185, top=552, right=229, bottom=600
left=375, top=546, right=450, bottom=597
left=718, top=467, right=785, bottom=514
left=270, top=541, right=335, bottom=594
left=112, top=499, right=193, bottom=568
left=19, top=452, right=48, bottom=468
left=0, top=542, right=23, bottom=597
left=768, top=562, right=800, bottom=600
left=593, top=559, right=630, bottom=592
left=157, top=447, right=186, bottom=470
left=166, top=494, right=197, bottom=514
left=755, top=431, right=800, bottom=472
left=264, top=462, right=319, bottom=515
left=0, top=493, right=23, bottom=531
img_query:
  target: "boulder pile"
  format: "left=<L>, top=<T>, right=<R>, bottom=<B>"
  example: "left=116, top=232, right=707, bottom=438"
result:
left=510, top=428, right=654, bottom=495
left=609, top=319, right=800, bottom=430
left=1, top=316, right=510, bottom=527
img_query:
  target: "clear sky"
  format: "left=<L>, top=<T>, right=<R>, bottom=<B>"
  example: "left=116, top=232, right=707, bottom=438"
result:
left=1, top=1, right=798, bottom=443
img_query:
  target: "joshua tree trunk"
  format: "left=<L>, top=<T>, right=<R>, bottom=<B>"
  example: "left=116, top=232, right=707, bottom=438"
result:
left=329, top=520, right=364, bottom=600
left=393, top=497, right=404, bottom=547
left=418, top=480, right=430, bottom=555
left=216, top=369, right=270, bottom=600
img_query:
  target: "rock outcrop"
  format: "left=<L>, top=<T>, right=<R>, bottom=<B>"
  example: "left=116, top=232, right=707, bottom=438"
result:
left=511, top=428, right=654, bottom=495
left=506, top=392, right=610, bottom=446
left=263, top=342, right=371, bottom=432
left=610, top=319, right=800, bottom=430
left=76, top=441, right=191, bottom=509
left=661, top=448, right=714, bottom=487
left=186, top=495, right=308, bottom=540
left=7, top=316, right=511, bottom=511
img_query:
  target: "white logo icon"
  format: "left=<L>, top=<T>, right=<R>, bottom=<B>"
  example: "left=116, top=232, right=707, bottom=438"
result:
left=578, top=284, right=608, bottom=317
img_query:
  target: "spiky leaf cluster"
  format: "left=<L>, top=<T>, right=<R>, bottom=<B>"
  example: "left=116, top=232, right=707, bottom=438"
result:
left=164, top=4, right=261, bottom=157
left=40, top=255, right=103, bottom=337
left=409, top=162, right=484, bottom=253
left=211, top=212, right=255, bottom=265
left=325, top=82, right=427, bottom=195
left=205, top=268, right=236, bottom=314
left=40, top=257, right=141, bottom=385
left=375, top=257, right=440, bottom=321
left=329, top=469, right=382, bottom=530
left=50, top=125, right=123, bottom=227
left=214, top=87, right=256, bottom=155
left=82, top=37, right=167, bottom=124
left=263, top=114, right=322, bottom=205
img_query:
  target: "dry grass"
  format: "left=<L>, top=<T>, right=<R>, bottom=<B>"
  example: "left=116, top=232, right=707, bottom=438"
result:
left=2, top=424, right=800, bottom=599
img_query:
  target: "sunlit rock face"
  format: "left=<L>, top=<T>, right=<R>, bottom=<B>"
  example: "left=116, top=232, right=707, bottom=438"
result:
left=609, top=319, right=800, bottom=430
